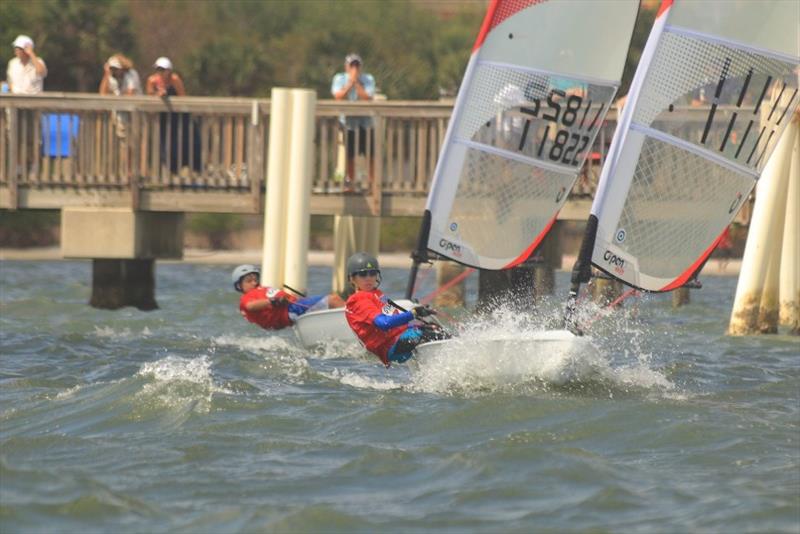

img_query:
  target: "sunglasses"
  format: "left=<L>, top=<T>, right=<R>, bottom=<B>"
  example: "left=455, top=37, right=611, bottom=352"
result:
left=353, top=269, right=380, bottom=278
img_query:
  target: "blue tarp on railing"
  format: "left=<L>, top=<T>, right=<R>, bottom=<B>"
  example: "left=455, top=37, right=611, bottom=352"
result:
left=41, top=113, right=79, bottom=157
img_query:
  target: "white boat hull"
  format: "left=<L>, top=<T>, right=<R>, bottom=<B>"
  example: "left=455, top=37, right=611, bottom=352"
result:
left=412, top=329, right=595, bottom=383
left=293, top=299, right=415, bottom=348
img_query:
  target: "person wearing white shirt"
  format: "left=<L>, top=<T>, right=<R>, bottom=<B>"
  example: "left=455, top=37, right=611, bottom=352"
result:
left=6, top=35, right=47, bottom=94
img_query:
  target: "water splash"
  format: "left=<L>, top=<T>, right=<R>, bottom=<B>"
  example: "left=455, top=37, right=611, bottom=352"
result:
left=135, top=355, right=231, bottom=414
left=408, top=301, right=676, bottom=397
left=92, top=326, right=152, bottom=340
left=321, top=368, right=403, bottom=391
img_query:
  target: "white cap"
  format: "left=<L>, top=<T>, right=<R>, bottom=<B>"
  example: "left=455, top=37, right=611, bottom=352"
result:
left=12, top=35, right=34, bottom=50
left=107, top=56, right=122, bottom=69
left=153, top=56, right=173, bottom=70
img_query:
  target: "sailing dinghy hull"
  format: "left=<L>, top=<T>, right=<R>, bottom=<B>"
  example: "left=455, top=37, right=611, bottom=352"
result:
left=413, top=329, right=592, bottom=374
left=293, top=299, right=415, bottom=348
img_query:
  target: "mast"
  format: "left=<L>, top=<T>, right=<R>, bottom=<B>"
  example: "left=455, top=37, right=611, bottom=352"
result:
left=405, top=209, right=432, bottom=299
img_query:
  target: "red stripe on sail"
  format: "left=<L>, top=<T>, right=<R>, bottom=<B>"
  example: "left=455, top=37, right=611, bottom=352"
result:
left=473, top=0, right=549, bottom=51
left=659, top=232, right=725, bottom=292
left=501, top=215, right=557, bottom=269
left=656, top=0, right=673, bottom=19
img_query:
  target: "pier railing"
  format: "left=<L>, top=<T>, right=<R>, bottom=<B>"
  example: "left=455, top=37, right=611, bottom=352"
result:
left=0, top=93, right=750, bottom=222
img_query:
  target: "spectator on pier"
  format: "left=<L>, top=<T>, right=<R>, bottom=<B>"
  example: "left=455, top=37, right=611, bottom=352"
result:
left=331, top=53, right=376, bottom=190
left=6, top=35, right=47, bottom=94
left=232, top=265, right=345, bottom=331
left=344, top=252, right=448, bottom=367
left=145, top=57, right=185, bottom=97
left=99, top=54, right=142, bottom=96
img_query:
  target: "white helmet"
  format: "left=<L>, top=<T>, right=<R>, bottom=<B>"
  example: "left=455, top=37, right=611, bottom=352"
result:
left=232, top=264, right=259, bottom=292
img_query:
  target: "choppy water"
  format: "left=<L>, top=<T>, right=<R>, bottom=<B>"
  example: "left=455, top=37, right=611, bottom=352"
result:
left=1, top=260, right=798, bottom=533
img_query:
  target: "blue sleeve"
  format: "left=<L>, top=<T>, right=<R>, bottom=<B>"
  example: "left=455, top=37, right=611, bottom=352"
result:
left=373, top=311, right=413, bottom=331
left=361, top=73, right=376, bottom=97
left=331, top=73, right=347, bottom=96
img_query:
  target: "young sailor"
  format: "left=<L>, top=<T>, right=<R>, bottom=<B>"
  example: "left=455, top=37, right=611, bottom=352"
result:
left=344, top=252, right=448, bottom=366
left=232, top=264, right=344, bottom=331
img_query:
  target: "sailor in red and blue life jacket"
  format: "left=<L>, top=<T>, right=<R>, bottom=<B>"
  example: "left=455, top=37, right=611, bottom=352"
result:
left=344, top=252, right=448, bottom=366
left=232, top=264, right=344, bottom=331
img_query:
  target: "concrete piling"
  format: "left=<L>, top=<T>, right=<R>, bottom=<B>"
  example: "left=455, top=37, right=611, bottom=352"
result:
left=729, top=121, right=796, bottom=335
left=779, top=125, right=799, bottom=334
left=262, top=88, right=292, bottom=288
left=89, top=259, right=157, bottom=310
left=434, top=262, right=467, bottom=308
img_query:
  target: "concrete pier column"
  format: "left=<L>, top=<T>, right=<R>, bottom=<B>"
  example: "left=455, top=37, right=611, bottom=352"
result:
left=262, top=88, right=292, bottom=287
left=478, top=264, right=535, bottom=311
left=283, top=89, right=316, bottom=294
left=435, top=262, right=466, bottom=308
left=61, top=208, right=183, bottom=310
left=90, top=259, right=157, bottom=310
left=672, top=287, right=690, bottom=308
left=729, top=121, right=796, bottom=335
left=332, top=215, right=380, bottom=296
left=779, top=124, right=799, bottom=334
left=592, top=276, right=623, bottom=307
left=531, top=223, right=561, bottom=300
left=477, top=269, right=514, bottom=311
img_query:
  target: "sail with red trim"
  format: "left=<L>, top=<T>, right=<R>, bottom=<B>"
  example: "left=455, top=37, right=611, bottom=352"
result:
left=587, top=0, right=800, bottom=291
left=422, top=0, right=639, bottom=270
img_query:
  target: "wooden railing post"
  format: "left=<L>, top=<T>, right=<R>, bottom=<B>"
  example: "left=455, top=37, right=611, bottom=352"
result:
left=7, top=108, right=18, bottom=210
left=248, top=100, right=264, bottom=212
left=368, top=113, right=384, bottom=216
left=130, top=111, right=142, bottom=210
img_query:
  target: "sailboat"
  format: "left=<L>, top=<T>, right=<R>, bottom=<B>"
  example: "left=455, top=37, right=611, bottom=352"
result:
left=563, top=0, right=800, bottom=333
left=415, top=0, right=799, bottom=359
left=406, top=0, right=640, bottom=357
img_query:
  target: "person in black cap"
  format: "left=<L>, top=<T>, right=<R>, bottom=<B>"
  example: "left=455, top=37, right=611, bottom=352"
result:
left=331, top=53, right=376, bottom=190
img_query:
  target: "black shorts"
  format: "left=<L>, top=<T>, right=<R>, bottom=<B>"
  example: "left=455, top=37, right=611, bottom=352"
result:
left=346, top=126, right=374, bottom=159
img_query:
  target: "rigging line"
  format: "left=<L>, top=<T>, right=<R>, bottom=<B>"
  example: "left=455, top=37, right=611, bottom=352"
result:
left=735, top=120, right=754, bottom=159
left=767, top=82, right=787, bottom=121
left=419, top=267, right=476, bottom=306
left=583, top=288, right=640, bottom=329
left=775, top=88, right=798, bottom=125
left=753, top=76, right=772, bottom=114
left=754, top=130, right=776, bottom=167
left=411, top=262, right=434, bottom=301
left=720, top=112, right=738, bottom=152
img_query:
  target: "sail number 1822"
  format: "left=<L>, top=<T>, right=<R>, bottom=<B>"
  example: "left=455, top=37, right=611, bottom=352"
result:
left=517, top=89, right=603, bottom=167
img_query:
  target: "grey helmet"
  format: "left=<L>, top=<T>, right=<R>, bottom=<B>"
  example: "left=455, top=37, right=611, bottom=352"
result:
left=346, top=252, right=381, bottom=287
left=232, top=264, right=260, bottom=292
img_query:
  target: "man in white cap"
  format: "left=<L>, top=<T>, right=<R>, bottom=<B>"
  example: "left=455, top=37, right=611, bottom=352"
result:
left=6, top=35, right=47, bottom=94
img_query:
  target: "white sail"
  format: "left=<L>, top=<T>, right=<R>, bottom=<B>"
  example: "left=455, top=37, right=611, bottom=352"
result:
left=589, top=0, right=800, bottom=291
left=424, top=0, right=639, bottom=270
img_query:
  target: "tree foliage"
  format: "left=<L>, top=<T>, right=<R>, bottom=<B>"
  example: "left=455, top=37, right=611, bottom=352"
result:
left=3, top=0, right=655, bottom=99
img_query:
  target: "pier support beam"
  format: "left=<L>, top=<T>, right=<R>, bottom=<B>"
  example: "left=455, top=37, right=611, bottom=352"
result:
left=61, top=207, right=183, bottom=310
